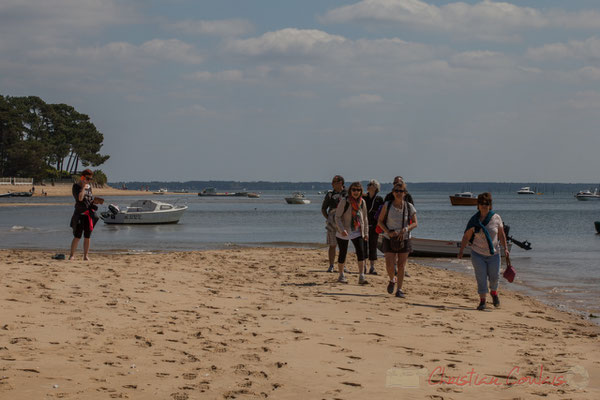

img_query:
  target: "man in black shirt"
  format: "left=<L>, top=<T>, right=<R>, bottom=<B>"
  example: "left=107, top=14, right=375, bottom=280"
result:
left=321, top=175, right=346, bottom=272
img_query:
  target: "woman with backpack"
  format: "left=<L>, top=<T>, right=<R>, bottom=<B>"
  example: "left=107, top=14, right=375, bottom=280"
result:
left=377, top=181, right=418, bottom=298
left=363, top=179, right=384, bottom=275
left=335, top=181, right=369, bottom=284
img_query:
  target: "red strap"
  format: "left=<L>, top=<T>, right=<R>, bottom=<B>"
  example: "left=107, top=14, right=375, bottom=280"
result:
left=83, top=210, right=94, bottom=232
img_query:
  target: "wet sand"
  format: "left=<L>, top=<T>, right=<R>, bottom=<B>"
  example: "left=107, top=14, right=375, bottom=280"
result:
left=0, top=248, right=598, bottom=399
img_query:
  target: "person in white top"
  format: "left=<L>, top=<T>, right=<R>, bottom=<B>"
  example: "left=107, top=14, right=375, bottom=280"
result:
left=335, top=181, right=369, bottom=284
left=377, top=182, right=418, bottom=298
left=458, top=192, right=510, bottom=311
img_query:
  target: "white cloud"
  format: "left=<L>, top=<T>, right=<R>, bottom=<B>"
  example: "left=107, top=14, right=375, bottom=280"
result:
left=140, top=39, right=203, bottom=64
left=167, top=19, right=254, bottom=37
left=321, top=0, right=600, bottom=41
left=527, top=37, right=600, bottom=61
left=340, top=94, right=383, bottom=108
left=449, top=50, right=515, bottom=69
left=225, top=28, right=346, bottom=56
left=187, top=70, right=244, bottom=82
left=170, top=104, right=216, bottom=117
left=567, top=91, right=600, bottom=110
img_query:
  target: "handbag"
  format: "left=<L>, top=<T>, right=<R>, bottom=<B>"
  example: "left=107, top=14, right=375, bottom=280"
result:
left=503, top=255, right=516, bottom=283
left=389, top=235, right=406, bottom=252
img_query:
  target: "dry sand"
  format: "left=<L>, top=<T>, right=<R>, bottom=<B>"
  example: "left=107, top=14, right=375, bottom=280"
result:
left=0, top=248, right=598, bottom=399
left=0, top=184, right=155, bottom=198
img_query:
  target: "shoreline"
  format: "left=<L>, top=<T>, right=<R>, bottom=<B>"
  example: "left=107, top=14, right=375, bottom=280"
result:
left=0, top=183, right=174, bottom=198
left=0, top=242, right=598, bottom=326
left=1, top=247, right=598, bottom=398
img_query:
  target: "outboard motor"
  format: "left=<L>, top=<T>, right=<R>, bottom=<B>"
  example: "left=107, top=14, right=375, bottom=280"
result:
left=108, top=204, right=120, bottom=215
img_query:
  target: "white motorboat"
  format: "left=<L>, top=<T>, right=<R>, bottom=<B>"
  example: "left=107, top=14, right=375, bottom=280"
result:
left=517, top=186, right=535, bottom=195
left=575, top=189, right=600, bottom=201
left=285, top=192, right=310, bottom=204
left=100, top=200, right=187, bottom=224
left=153, top=188, right=168, bottom=194
left=410, top=237, right=511, bottom=258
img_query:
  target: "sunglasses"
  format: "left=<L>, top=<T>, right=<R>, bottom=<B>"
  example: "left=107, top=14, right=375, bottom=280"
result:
left=393, top=189, right=405, bottom=193
left=478, top=202, right=490, bottom=206
left=351, top=188, right=362, bottom=192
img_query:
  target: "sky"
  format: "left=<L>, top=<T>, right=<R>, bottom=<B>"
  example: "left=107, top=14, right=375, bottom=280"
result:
left=1, top=0, right=599, bottom=183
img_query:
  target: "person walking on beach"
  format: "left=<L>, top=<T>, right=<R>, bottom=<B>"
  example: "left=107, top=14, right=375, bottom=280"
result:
left=335, top=182, right=369, bottom=284
left=458, top=192, right=510, bottom=311
left=384, top=176, right=414, bottom=278
left=363, top=179, right=384, bottom=275
left=69, top=169, right=103, bottom=261
left=321, top=175, right=347, bottom=273
left=378, top=182, right=418, bottom=298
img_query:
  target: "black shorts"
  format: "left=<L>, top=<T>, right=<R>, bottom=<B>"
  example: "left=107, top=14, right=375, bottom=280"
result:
left=381, top=237, right=412, bottom=254
left=72, top=214, right=93, bottom=239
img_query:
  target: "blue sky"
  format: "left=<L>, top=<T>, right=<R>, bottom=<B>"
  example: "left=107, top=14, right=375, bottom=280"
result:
left=1, top=0, right=599, bottom=182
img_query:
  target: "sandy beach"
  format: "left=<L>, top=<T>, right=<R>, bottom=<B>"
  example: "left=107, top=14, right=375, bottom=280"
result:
left=0, top=247, right=598, bottom=399
left=0, top=184, right=153, bottom=198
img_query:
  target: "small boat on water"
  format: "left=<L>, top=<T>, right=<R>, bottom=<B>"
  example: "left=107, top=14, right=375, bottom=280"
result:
left=9, top=192, right=33, bottom=197
left=595, top=221, right=600, bottom=234
left=153, top=188, right=168, bottom=195
left=449, top=192, right=477, bottom=206
left=198, top=187, right=248, bottom=197
left=100, top=200, right=187, bottom=224
left=411, top=237, right=513, bottom=257
left=285, top=192, right=310, bottom=204
left=247, top=192, right=260, bottom=198
left=517, top=186, right=536, bottom=195
left=0, top=192, right=12, bottom=198
left=575, top=189, right=600, bottom=201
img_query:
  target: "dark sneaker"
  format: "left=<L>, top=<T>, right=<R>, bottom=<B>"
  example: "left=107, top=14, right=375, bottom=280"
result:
left=368, top=266, right=377, bottom=275
left=338, top=274, right=348, bottom=284
left=343, top=266, right=349, bottom=273
left=477, top=301, right=486, bottom=311
left=326, top=265, right=334, bottom=273
left=404, top=271, right=410, bottom=277
left=395, top=289, right=405, bottom=298
left=358, top=275, right=368, bottom=285
left=492, top=294, right=500, bottom=307
left=387, top=281, right=395, bottom=294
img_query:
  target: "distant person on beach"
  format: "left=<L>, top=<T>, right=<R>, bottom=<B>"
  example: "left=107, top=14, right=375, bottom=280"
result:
left=363, top=179, right=384, bottom=275
left=321, top=175, right=347, bottom=273
left=335, top=181, right=369, bottom=284
left=69, top=169, right=103, bottom=261
left=378, top=182, right=418, bottom=298
left=458, top=192, right=510, bottom=311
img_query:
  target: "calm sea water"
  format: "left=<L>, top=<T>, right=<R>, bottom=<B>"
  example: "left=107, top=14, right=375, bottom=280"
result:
left=1, top=190, right=599, bottom=322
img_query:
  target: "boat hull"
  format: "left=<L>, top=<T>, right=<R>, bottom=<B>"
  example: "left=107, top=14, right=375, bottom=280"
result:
left=410, top=237, right=510, bottom=258
left=449, top=196, right=478, bottom=206
left=100, top=207, right=187, bottom=224
left=285, top=198, right=310, bottom=204
left=576, top=196, right=600, bottom=201
left=595, top=221, right=600, bottom=234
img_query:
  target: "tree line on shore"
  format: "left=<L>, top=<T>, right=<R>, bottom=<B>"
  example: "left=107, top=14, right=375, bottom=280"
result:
left=0, top=95, right=109, bottom=181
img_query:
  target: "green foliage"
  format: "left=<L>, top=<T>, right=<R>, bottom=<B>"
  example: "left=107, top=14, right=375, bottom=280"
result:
left=92, top=169, right=107, bottom=187
left=0, top=94, right=109, bottom=179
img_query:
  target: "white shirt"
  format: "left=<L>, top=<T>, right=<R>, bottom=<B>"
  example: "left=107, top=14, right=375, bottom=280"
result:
left=471, top=213, right=503, bottom=256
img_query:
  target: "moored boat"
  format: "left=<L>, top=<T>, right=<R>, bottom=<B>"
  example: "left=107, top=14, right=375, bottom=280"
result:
left=595, top=221, right=600, bottom=234
left=410, top=237, right=512, bottom=257
left=247, top=192, right=260, bottom=198
left=153, top=188, right=168, bottom=195
left=449, top=192, right=477, bottom=206
left=285, top=192, right=310, bottom=204
left=100, top=200, right=187, bottom=224
left=575, top=189, right=600, bottom=201
left=198, top=187, right=248, bottom=197
left=517, top=186, right=535, bottom=195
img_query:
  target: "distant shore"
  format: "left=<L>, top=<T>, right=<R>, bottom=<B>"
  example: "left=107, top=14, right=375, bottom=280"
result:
left=0, top=247, right=598, bottom=399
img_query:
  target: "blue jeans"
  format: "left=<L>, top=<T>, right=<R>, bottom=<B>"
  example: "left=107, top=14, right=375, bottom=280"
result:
left=471, top=251, right=500, bottom=295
